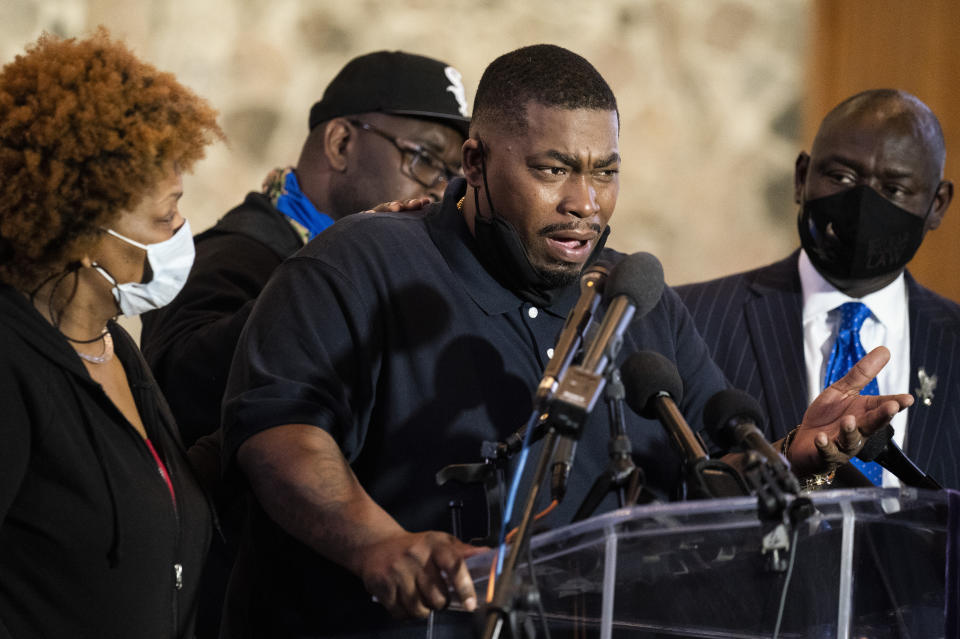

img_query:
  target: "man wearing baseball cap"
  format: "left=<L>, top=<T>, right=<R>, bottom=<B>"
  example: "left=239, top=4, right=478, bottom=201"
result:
left=142, top=50, right=470, bottom=450
left=138, top=50, right=470, bottom=639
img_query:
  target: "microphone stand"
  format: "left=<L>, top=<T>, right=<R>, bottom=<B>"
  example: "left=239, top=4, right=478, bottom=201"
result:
left=665, top=412, right=747, bottom=500
left=739, top=451, right=812, bottom=572
left=481, top=352, right=619, bottom=638
left=435, top=439, right=508, bottom=547
left=573, top=369, right=650, bottom=522
left=480, top=426, right=560, bottom=639
left=482, top=328, right=628, bottom=638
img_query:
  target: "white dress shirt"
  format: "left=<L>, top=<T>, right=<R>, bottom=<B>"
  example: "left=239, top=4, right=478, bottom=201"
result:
left=798, top=250, right=910, bottom=487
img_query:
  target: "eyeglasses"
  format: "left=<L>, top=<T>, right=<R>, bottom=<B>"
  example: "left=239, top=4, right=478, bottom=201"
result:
left=348, top=119, right=461, bottom=190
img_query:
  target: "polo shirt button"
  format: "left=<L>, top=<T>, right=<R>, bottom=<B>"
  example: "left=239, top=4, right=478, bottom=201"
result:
left=528, top=307, right=539, bottom=319
left=547, top=348, right=555, bottom=359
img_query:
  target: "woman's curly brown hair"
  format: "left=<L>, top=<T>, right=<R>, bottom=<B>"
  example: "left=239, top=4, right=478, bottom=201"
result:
left=0, top=27, right=224, bottom=290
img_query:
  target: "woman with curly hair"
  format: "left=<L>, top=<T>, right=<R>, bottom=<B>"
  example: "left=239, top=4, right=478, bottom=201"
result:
left=0, top=29, right=223, bottom=638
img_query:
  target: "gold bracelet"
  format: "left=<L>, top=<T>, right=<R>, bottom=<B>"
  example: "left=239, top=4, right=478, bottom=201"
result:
left=781, top=427, right=800, bottom=457
left=799, top=469, right=836, bottom=492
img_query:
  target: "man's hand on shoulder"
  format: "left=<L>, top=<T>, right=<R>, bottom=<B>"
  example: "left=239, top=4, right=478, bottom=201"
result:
left=787, top=346, right=913, bottom=475
left=355, top=530, right=486, bottom=619
left=363, top=197, right=432, bottom=214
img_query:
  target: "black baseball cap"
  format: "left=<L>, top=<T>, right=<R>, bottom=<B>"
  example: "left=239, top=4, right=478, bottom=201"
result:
left=309, top=51, right=471, bottom=137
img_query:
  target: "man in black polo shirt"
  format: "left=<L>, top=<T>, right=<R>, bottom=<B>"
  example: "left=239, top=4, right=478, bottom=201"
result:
left=221, top=45, right=913, bottom=638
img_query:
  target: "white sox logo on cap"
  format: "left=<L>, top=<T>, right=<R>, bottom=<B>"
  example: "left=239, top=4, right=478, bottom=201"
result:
left=444, top=66, right=469, bottom=117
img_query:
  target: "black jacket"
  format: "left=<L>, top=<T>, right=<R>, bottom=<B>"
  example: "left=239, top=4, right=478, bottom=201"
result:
left=0, top=284, right=212, bottom=639
left=141, top=192, right=303, bottom=447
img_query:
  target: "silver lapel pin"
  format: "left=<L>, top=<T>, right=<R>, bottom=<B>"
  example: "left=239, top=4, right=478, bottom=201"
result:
left=915, top=367, right=938, bottom=407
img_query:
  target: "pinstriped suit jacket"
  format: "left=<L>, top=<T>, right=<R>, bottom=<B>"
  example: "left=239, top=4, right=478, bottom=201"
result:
left=676, top=250, right=960, bottom=489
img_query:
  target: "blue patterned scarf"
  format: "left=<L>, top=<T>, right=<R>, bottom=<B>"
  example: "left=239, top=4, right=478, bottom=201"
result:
left=264, top=167, right=335, bottom=240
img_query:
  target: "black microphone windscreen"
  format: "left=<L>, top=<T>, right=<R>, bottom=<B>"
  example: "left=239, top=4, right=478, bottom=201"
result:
left=703, top=388, right=765, bottom=448
left=620, top=350, right=683, bottom=419
left=857, top=424, right=894, bottom=462
left=605, top=252, right=664, bottom=318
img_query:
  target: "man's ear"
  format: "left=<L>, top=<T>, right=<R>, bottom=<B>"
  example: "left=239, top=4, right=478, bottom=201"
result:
left=323, top=118, right=353, bottom=172
left=925, top=179, right=954, bottom=231
left=461, top=138, right=485, bottom=188
left=794, top=151, right=810, bottom=205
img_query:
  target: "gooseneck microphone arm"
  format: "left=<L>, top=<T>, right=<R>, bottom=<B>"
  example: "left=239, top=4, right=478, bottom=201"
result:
left=857, top=424, right=942, bottom=489
left=649, top=390, right=710, bottom=461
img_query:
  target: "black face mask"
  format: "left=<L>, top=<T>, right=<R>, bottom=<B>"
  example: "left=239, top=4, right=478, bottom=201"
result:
left=798, top=184, right=931, bottom=281
left=471, top=141, right=610, bottom=307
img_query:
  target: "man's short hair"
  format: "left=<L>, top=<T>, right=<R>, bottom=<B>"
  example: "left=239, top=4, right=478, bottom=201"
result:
left=471, top=44, right=618, bottom=136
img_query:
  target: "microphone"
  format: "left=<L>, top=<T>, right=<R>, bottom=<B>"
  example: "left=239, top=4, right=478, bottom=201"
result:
left=620, top=350, right=708, bottom=461
left=621, top=351, right=747, bottom=498
left=535, top=260, right=610, bottom=405
left=501, top=261, right=610, bottom=457
left=548, top=253, right=665, bottom=501
left=549, top=252, right=665, bottom=429
left=703, top=388, right=800, bottom=494
left=857, top=425, right=942, bottom=489
left=578, top=252, right=665, bottom=378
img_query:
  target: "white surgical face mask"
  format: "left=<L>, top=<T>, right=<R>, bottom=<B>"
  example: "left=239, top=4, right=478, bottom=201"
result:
left=93, top=220, right=195, bottom=316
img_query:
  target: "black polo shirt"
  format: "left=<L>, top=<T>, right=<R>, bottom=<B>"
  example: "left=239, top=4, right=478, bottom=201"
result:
left=222, top=178, right=727, bottom=637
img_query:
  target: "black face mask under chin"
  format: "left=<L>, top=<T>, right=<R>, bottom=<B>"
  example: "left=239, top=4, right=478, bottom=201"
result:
left=471, top=144, right=610, bottom=307
left=798, top=184, right=932, bottom=282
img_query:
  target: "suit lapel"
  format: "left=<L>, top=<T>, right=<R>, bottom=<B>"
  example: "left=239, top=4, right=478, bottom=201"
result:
left=904, top=274, right=957, bottom=479
left=743, top=252, right=809, bottom=438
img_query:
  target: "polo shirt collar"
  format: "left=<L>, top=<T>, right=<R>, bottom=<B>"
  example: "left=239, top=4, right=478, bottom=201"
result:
left=426, top=178, right=580, bottom=318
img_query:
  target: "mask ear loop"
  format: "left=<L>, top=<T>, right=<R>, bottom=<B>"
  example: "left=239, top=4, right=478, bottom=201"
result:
left=474, top=139, right=499, bottom=222
left=104, top=227, right=150, bottom=251
left=472, top=138, right=545, bottom=278
left=91, top=262, right=118, bottom=287
left=90, top=261, right=122, bottom=318
left=920, top=186, right=942, bottom=228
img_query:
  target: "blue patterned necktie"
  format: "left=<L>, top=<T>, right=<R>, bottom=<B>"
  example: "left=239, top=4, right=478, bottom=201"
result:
left=823, top=302, right=883, bottom=485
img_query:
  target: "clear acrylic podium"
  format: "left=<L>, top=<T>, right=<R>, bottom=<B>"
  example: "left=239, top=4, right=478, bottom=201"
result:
left=443, top=488, right=947, bottom=639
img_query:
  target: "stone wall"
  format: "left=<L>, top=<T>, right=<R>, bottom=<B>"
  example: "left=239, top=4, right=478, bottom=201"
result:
left=2, top=0, right=808, bottom=290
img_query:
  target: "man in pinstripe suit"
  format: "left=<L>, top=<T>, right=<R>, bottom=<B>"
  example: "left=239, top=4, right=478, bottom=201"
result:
left=677, top=89, right=960, bottom=489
